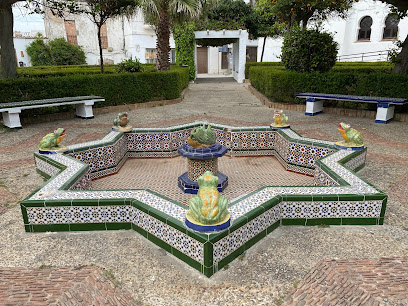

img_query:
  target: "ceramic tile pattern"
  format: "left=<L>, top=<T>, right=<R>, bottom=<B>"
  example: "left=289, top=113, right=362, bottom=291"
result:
left=22, top=122, right=387, bottom=277
left=187, top=158, right=218, bottom=181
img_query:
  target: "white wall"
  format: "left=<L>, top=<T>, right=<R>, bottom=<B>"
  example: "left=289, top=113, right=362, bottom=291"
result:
left=14, top=37, right=40, bottom=67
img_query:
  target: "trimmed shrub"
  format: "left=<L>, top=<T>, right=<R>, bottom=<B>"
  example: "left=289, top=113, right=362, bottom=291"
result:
left=117, top=58, right=144, bottom=73
left=0, top=67, right=189, bottom=115
left=26, top=38, right=86, bottom=66
left=17, top=64, right=162, bottom=78
left=281, top=28, right=338, bottom=73
left=249, top=66, right=408, bottom=113
left=26, top=39, right=52, bottom=66
left=245, top=62, right=395, bottom=79
left=48, top=38, right=87, bottom=65
left=245, top=62, right=283, bottom=79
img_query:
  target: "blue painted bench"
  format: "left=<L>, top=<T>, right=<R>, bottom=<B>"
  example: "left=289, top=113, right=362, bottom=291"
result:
left=296, top=93, right=407, bottom=123
left=0, top=96, right=105, bottom=128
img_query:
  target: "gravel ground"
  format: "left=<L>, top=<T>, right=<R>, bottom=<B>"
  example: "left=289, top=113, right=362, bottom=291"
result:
left=0, top=78, right=407, bottom=305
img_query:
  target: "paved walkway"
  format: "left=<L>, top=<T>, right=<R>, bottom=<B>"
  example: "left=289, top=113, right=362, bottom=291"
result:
left=0, top=79, right=407, bottom=305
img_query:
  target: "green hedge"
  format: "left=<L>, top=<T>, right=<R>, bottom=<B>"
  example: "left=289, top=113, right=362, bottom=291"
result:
left=0, top=67, right=189, bottom=115
left=249, top=66, right=408, bottom=113
left=245, top=61, right=395, bottom=79
left=245, top=62, right=283, bottom=79
left=16, top=64, right=158, bottom=78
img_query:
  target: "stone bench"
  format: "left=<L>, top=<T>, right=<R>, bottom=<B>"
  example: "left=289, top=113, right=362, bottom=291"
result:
left=0, top=96, right=105, bottom=128
left=296, top=93, right=407, bottom=123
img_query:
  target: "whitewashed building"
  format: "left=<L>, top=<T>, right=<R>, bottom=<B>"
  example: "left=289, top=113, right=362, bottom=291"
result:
left=43, top=10, right=176, bottom=66
left=260, top=0, right=408, bottom=62
left=19, top=0, right=408, bottom=79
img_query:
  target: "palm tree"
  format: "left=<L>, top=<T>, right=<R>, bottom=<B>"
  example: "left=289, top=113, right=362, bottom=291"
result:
left=142, top=0, right=200, bottom=71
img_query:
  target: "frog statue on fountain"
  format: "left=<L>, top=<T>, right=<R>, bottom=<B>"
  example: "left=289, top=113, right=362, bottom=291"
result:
left=39, top=128, right=67, bottom=154
left=335, top=122, right=364, bottom=151
left=270, top=110, right=290, bottom=129
left=185, top=171, right=230, bottom=232
left=112, top=112, right=132, bottom=132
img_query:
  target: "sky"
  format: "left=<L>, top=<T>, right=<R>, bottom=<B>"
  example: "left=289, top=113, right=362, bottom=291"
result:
left=13, top=4, right=45, bottom=33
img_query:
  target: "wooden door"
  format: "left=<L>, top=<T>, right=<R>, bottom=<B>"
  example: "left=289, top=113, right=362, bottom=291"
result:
left=197, top=47, right=208, bottom=74
left=246, top=47, right=257, bottom=62
left=221, top=51, right=229, bottom=69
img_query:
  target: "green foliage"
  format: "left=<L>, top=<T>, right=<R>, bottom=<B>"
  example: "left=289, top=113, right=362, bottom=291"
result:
left=388, top=39, right=404, bottom=64
left=117, top=57, right=144, bottom=73
left=141, top=0, right=200, bottom=71
left=49, top=38, right=87, bottom=65
left=0, top=67, right=189, bottom=116
left=281, top=28, right=338, bottom=73
left=17, top=64, right=158, bottom=78
left=173, top=23, right=196, bottom=79
left=26, top=39, right=52, bottom=66
left=255, top=0, right=354, bottom=31
left=245, top=61, right=395, bottom=78
left=195, top=0, right=260, bottom=37
left=26, top=38, right=86, bottom=66
left=245, top=62, right=283, bottom=79
left=249, top=65, right=408, bottom=113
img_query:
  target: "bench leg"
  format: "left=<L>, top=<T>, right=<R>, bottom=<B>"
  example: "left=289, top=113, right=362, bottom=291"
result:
left=76, top=102, right=94, bottom=119
left=375, top=105, right=395, bottom=124
left=2, top=110, right=22, bottom=128
left=305, top=98, right=323, bottom=116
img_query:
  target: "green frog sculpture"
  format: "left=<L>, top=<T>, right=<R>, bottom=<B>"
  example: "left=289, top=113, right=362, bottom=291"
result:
left=112, top=112, right=132, bottom=132
left=270, top=110, right=290, bottom=129
left=39, top=128, right=67, bottom=153
left=187, top=124, right=216, bottom=148
left=336, top=122, right=364, bottom=150
left=185, top=171, right=230, bottom=232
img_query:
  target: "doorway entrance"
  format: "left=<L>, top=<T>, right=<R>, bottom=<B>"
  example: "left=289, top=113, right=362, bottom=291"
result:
left=197, top=47, right=208, bottom=74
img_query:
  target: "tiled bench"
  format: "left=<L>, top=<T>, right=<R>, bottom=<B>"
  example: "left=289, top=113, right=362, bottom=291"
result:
left=296, top=93, right=407, bottom=123
left=0, top=96, right=105, bottom=128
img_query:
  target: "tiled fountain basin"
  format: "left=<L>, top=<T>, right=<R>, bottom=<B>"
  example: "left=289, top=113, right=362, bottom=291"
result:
left=21, top=122, right=387, bottom=277
left=91, top=156, right=315, bottom=206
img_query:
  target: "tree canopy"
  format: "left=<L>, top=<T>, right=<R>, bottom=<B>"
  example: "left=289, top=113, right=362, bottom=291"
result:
left=141, top=0, right=200, bottom=71
left=256, top=0, right=354, bottom=31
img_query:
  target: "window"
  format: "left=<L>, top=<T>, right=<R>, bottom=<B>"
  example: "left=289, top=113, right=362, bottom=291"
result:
left=145, top=48, right=157, bottom=64
left=358, top=16, right=372, bottom=41
left=145, top=48, right=176, bottom=64
left=170, top=49, right=176, bottom=63
left=383, top=14, right=399, bottom=39
left=64, top=20, right=78, bottom=46
left=100, top=24, right=108, bottom=49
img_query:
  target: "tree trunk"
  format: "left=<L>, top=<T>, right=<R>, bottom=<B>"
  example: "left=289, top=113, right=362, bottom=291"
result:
left=0, top=3, right=17, bottom=79
left=260, top=37, right=266, bottom=62
left=301, top=17, right=308, bottom=29
left=156, top=9, right=170, bottom=71
left=393, top=34, right=408, bottom=74
left=97, top=24, right=104, bottom=74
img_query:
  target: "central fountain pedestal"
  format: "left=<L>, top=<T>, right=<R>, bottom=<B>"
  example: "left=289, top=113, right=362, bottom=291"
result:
left=178, top=143, right=228, bottom=194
